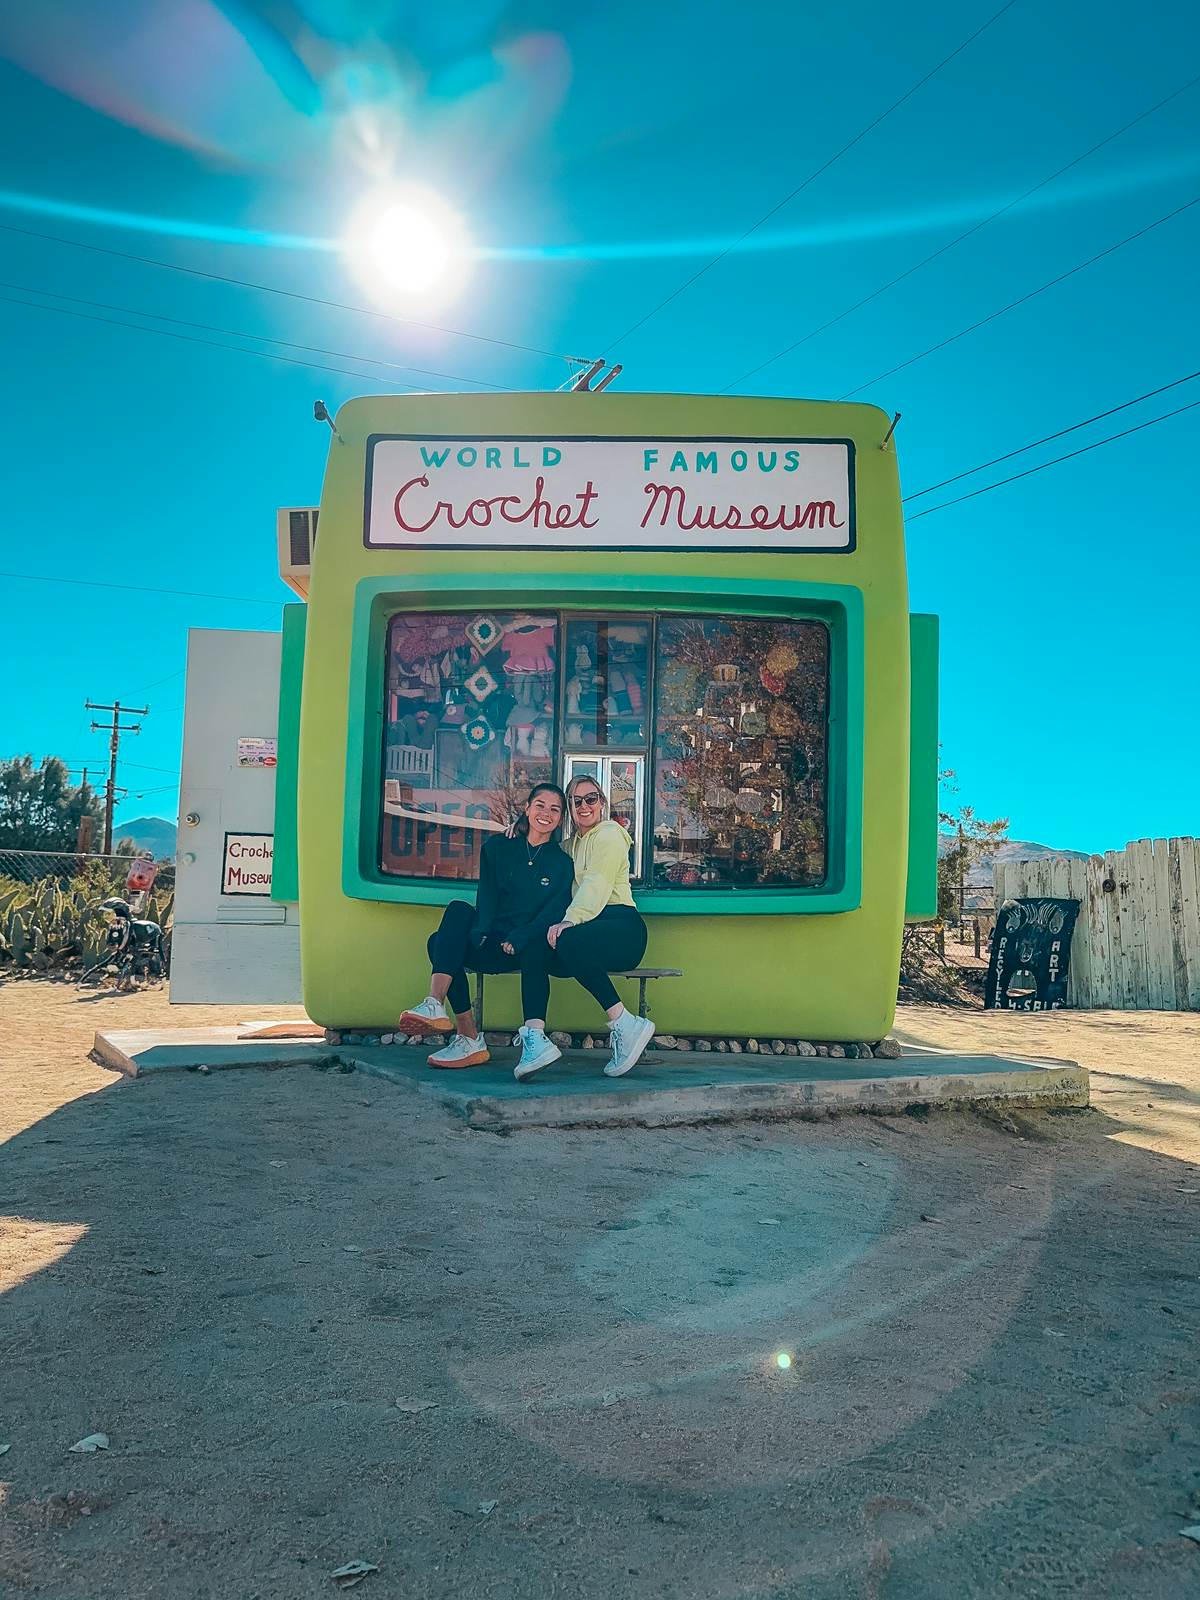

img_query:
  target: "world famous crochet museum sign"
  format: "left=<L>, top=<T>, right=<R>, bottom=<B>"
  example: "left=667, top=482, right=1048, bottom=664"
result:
left=364, top=436, right=856, bottom=553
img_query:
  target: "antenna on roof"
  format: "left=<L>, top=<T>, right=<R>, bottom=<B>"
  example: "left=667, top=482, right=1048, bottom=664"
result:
left=569, top=359, right=622, bottom=393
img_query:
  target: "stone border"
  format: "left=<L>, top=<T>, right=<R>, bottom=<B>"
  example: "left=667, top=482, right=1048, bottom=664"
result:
left=324, top=1028, right=904, bottom=1061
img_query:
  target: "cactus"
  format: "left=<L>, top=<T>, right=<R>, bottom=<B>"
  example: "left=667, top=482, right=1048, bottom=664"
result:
left=0, top=864, right=174, bottom=974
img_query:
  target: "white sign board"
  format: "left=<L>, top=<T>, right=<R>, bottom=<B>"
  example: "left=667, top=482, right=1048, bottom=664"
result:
left=365, top=436, right=855, bottom=553
left=222, top=832, right=274, bottom=896
left=237, top=736, right=278, bottom=768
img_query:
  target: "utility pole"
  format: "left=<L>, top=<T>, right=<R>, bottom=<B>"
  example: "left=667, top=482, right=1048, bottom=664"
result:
left=86, top=700, right=148, bottom=854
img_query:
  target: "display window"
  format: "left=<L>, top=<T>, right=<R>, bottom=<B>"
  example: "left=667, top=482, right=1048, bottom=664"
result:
left=378, top=608, right=830, bottom=891
left=562, top=618, right=651, bottom=749
left=380, top=610, right=558, bottom=879
left=651, top=616, right=828, bottom=889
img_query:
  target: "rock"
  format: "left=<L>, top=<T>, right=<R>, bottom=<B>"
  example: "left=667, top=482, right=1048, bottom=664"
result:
left=814, top=1045, right=828, bottom=1056
left=827, top=1044, right=846, bottom=1058
left=696, top=1038, right=713, bottom=1051
left=549, top=1032, right=571, bottom=1048
left=746, top=1039, right=760, bottom=1054
left=771, top=1039, right=787, bottom=1055
left=716, top=1040, right=729, bottom=1051
left=727, top=1040, right=742, bottom=1054
left=674, top=1039, right=692, bottom=1052
left=379, top=1032, right=394, bottom=1045
left=794, top=1040, right=818, bottom=1057
left=324, top=1030, right=342, bottom=1046
left=873, top=1038, right=903, bottom=1059
left=784, top=1042, right=798, bottom=1056
left=485, top=1033, right=509, bottom=1049
left=843, top=1042, right=867, bottom=1058
left=582, top=1035, right=596, bottom=1050
left=654, top=1036, right=678, bottom=1050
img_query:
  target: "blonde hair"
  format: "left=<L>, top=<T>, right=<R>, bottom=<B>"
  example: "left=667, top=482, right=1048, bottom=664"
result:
left=563, top=773, right=609, bottom=837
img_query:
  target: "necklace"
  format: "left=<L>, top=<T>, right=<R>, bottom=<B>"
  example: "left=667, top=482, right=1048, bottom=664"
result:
left=525, top=839, right=544, bottom=868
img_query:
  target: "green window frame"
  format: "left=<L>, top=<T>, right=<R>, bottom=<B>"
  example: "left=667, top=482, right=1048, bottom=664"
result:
left=342, top=574, right=864, bottom=915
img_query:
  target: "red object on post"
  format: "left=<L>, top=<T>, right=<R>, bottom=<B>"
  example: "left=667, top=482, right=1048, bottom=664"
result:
left=125, top=856, right=158, bottom=895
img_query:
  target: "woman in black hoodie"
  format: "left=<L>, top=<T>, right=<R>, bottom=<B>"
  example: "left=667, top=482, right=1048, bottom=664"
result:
left=398, top=783, right=572, bottom=1068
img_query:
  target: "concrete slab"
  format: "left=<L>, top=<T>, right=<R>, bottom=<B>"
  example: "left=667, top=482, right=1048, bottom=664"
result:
left=92, top=1026, right=328, bottom=1077
left=92, top=1025, right=1089, bottom=1129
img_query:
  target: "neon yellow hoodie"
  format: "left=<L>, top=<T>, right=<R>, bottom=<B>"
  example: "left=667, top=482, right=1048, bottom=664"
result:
left=565, top=820, right=635, bottom=925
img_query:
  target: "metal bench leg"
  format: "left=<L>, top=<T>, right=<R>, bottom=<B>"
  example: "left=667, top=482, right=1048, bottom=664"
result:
left=638, top=976, right=648, bottom=1018
left=474, top=972, right=486, bottom=1033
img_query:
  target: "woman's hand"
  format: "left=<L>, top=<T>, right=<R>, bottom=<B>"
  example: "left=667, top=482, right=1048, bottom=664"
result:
left=503, top=820, right=519, bottom=840
left=500, top=940, right=515, bottom=956
left=546, top=921, right=571, bottom=950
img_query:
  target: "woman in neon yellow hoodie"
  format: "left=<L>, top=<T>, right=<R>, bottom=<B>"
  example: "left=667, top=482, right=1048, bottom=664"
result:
left=513, top=773, right=655, bottom=1082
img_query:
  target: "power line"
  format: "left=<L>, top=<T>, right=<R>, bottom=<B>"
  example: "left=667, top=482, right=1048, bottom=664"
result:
left=125, top=784, right=178, bottom=801
left=840, top=192, right=1200, bottom=398
left=903, top=367, right=1200, bottom=499
left=0, top=218, right=571, bottom=363
left=723, top=71, right=1200, bottom=392
left=0, top=279, right=506, bottom=390
left=0, top=292, right=423, bottom=392
left=129, top=668, right=185, bottom=696
left=1, top=570, right=280, bottom=605
left=604, top=0, right=1020, bottom=352
left=906, top=395, right=1200, bottom=519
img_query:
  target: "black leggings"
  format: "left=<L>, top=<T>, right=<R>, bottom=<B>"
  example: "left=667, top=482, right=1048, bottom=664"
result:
left=427, top=899, right=551, bottom=1021
left=525, top=905, right=648, bottom=1014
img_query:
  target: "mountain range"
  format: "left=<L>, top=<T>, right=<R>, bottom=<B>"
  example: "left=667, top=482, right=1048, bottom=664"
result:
left=113, top=815, right=177, bottom=861
left=939, top=834, right=1088, bottom=891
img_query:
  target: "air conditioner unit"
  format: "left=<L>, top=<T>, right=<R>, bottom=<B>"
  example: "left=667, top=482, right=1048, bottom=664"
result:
left=276, top=507, right=318, bottom=598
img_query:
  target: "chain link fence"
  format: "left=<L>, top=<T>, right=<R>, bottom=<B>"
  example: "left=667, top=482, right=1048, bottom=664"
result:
left=0, top=849, right=175, bottom=891
left=0, top=850, right=174, bottom=976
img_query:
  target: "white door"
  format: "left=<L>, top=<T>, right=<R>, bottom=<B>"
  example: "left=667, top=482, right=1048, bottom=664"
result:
left=171, top=627, right=302, bottom=1004
left=562, top=753, right=646, bottom=881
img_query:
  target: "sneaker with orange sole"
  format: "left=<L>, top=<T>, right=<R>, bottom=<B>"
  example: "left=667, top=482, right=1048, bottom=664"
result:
left=427, top=1035, right=490, bottom=1069
left=399, top=996, right=453, bottom=1035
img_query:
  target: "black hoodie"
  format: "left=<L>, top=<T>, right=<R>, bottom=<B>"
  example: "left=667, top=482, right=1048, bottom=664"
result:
left=470, top=832, right=573, bottom=953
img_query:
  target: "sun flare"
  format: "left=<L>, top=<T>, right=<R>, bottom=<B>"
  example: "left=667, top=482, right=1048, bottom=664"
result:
left=344, top=186, right=470, bottom=305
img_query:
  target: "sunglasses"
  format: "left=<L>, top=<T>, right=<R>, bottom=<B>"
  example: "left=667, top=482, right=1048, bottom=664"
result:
left=571, top=792, right=602, bottom=807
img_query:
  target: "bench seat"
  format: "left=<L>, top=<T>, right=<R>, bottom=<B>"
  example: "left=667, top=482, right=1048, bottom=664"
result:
left=470, top=966, right=683, bottom=1028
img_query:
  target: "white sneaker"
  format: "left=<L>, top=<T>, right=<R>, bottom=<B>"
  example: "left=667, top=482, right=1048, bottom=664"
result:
left=399, top=996, right=453, bottom=1036
left=427, top=1034, right=490, bottom=1069
left=513, top=1026, right=562, bottom=1081
left=604, top=1012, right=656, bottom=1077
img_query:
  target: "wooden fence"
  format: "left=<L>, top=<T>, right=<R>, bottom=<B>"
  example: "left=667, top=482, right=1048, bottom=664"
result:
left=993, top=839, right=1200, bottom=1011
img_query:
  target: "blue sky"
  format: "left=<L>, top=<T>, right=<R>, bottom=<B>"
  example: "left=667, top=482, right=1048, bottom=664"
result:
left=1, top=0, right=1197, bottom=853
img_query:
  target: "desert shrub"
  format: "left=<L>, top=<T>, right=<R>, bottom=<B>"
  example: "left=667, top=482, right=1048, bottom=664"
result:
left=0, top=864, right=173, bottom=975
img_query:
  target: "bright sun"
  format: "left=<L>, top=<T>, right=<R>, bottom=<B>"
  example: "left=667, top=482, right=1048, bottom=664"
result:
left=345, top=186, right=470, bottom=304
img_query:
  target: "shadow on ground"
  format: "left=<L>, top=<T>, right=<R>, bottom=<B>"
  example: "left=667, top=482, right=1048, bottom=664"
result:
left=1, top=1053, right=1198, bottom=1599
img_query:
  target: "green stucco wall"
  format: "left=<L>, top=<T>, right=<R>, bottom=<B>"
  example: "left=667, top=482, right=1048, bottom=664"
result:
left=905, top=613, right=940, bottom=922
left=297, top=392, right=912, bottom=1040
left=271, top=602, right=306, bottom=905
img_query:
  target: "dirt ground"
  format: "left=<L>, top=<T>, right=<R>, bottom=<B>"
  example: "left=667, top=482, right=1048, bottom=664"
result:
left=1, top=982, right=1198, bottom=1599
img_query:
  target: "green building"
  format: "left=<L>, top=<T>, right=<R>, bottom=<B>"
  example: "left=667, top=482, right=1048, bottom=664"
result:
left=272, top=391, right=937, bottom=1040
